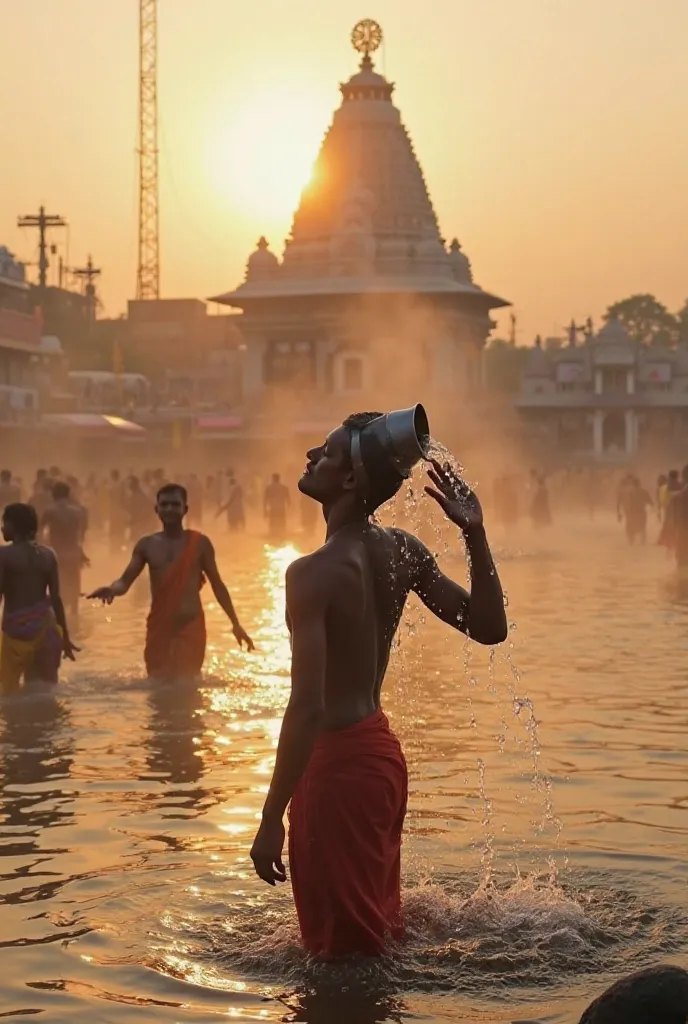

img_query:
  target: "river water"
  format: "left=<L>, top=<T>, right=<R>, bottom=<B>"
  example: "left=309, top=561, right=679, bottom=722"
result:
left=1, top=509, right=687, bottom=1023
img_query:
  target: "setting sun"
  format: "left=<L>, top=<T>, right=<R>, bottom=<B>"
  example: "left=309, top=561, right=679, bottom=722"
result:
left=207, top=83, right=327, bottom=225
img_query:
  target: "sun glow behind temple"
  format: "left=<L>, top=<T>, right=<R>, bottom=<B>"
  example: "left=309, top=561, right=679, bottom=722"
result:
left=207, top=84, right=326, bottom=224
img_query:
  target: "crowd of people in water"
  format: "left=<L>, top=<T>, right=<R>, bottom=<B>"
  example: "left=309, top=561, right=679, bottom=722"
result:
left=0, top=460, right=688, bottom=584
left=1, top=436, right=688, bottom=1018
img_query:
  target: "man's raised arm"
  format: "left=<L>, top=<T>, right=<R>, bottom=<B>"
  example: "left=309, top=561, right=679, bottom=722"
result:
left=250, top=560, right=327, bottom=885
left=403, top=460, right=507, bottom=646
left=87, top=540, right=147, bottom=603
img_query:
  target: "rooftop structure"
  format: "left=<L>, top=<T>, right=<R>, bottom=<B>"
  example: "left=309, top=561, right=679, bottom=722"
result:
left=517, top=320, right=688, bottom=461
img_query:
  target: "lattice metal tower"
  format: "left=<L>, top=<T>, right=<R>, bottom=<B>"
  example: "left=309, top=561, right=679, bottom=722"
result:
left=137, top=0, right=160, bottom=299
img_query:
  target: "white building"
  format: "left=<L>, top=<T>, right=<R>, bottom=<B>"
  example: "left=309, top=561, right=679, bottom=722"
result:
left=517, top=319, right=688, bottom=461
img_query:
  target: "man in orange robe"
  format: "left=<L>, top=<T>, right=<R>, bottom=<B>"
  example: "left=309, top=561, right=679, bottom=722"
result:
left=88, top=483, right=253, bottom=680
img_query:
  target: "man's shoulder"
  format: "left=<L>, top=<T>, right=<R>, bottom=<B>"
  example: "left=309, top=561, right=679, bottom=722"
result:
left=134, top=531, right=159, bottom=550
left=32, top=543, right=57, bottom=565
left=384, top=526, right=427, bottom=556
left=286, top=549, right=339, bottom=590
left=193, top=531, right=214, bottom=552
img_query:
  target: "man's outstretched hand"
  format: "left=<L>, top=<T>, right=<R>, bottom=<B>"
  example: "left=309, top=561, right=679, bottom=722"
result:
left=233, top=623, right=255, bottom=651
left=62, top=636, right=80, bottom=661
left=250, top=816, right=287, bottom=886
left=425, top=459, right=484, bottom=533
left=86, top=586, right=116, bottom=605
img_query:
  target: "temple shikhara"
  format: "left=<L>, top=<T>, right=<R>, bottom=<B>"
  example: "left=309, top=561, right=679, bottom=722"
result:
left=212, top=20, right=508, bottom=442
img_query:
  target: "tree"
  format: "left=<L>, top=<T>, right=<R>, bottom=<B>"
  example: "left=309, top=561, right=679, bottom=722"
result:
left=604, top=294, right=678, bottom=347
left=677, top=298, right=688, bottom=343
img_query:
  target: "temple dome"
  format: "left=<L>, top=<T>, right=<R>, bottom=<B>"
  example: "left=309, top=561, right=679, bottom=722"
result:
left=245, top=237, right=279, bottom=281
left=595, top=318, right=632, bottom=346
left=448, top=238, right=473, bottom=284
left=340, top=54, right=395, bottom=102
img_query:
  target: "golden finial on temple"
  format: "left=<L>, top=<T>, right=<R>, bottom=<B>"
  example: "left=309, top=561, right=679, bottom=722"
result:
left=351, top=19, right=383, bottom=59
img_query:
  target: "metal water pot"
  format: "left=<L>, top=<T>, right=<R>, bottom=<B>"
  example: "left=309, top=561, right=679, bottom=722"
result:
left=351, top=403, right=430, bottom=486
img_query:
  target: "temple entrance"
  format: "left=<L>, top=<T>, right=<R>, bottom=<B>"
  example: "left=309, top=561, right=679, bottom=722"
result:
left=602, top=411, right=626, bottom=453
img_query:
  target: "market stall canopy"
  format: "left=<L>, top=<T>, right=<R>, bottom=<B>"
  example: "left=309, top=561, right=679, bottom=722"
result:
left=40, top=413, right=146, bottom=437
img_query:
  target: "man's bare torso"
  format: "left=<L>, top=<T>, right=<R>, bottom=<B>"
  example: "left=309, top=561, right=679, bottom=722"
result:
left=139, top=531, right=207, bottom=623
left=286, top=524, right=417, bottom=731
left=42, top=503, right=85, bottom=557
left=0, top=543, right=55, bottom=617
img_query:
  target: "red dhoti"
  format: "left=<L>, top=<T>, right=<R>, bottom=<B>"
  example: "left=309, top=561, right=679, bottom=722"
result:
left=288, top=708, right=408, bottom=959
left=143, top=531, right=207, bottom=679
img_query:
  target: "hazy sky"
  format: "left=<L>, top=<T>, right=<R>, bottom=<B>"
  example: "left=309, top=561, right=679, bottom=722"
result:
left=2, top=0, right=687, bottom=341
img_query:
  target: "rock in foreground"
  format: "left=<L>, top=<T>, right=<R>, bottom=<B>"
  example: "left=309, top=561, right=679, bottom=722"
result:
left=580, top=965, right=688, bottom=1023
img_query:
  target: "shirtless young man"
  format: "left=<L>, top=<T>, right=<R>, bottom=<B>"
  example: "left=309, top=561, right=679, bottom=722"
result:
left=88, top=483, right=254, bottom=680
left=0, top=503, right=78, bottom=693
left=250, top=411, right=507, bottom=959
left=41, top=481, right=88, bottom=616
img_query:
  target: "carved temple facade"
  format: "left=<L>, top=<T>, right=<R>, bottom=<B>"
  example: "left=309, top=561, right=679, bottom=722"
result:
left=211, top=23, right=508, bottom=443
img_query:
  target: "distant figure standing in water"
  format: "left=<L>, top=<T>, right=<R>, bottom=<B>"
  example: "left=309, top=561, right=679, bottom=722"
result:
left=0, top=503, right=78, bottom=694
left=264, top=473, right=290, bottom=540
left=40, top=482, right=88, bottom=617
left=217, top=475, right=245, bottom=532
left=87, top=483, right=254, bottom=681
left=660, top=464, right=688, bottom=566
left=656, top=473, right=669, bottom=523
left=529, top=472, right=552, bottom=529
left=127, top=475, right=157, bottom=539
left=108, top=469, right=128, bottom=553
left=617, top=475, right=652, bottom=545
left=0, top=469, right=21, bottom=513
left=250, top=412, right=507, bottom=959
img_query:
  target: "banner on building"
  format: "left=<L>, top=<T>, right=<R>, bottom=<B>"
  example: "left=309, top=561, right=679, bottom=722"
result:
left=646, top=363, right=671, bottom=383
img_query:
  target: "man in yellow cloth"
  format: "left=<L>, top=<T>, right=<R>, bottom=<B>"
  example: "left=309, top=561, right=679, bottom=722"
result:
left=0, top=503, right=79, bottom=694
left=88, top=483, right=253, bottom=680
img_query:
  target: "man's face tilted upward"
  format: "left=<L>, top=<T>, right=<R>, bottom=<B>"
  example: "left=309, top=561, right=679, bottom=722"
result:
left=299, top=425, right=357, bottom=507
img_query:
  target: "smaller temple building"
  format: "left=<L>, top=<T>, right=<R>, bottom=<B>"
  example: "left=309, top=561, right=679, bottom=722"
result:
left=517, top=319, right=688, bottom=462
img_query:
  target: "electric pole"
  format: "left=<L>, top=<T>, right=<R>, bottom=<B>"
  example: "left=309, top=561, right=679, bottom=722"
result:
left=73, top=255, right=102, bottom=330
left=137, top=0, right=160, bottom=300
left=17, top=206, right=67, bottom=291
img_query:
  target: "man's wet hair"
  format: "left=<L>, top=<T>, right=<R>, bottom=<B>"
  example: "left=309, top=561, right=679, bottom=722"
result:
left=52, top=481, right=70, bottom=501
left=342, top=411, right=405, bottom=514
left=157, top=482, right=188, bottom=504
left=0, top=469, right=11, bottom=483
left=3, top=502, right=38, bottom=539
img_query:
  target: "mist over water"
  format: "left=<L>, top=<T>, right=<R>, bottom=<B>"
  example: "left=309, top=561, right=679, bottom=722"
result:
left=1, top=457, right=688, bottom=1023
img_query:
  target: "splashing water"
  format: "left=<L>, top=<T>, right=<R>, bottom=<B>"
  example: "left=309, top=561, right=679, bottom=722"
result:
left=386, top=437, right=564, bottom=886
left=150, top=869, right=688, bottom=998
